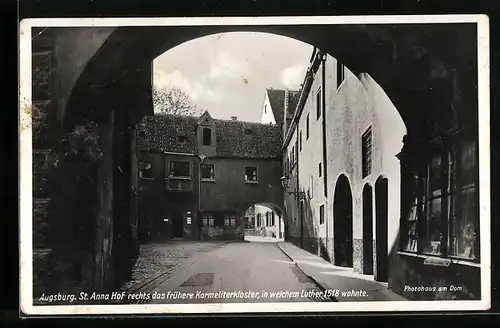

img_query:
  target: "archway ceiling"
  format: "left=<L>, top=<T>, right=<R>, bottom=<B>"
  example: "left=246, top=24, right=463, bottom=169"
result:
left=69, top=23, right=478, bottom=133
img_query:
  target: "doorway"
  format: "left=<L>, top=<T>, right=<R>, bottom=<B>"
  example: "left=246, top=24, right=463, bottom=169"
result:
left=333, top=175, right=353, bottom=267
left=375, top=177, right=389, bottom=282
left=172, top=213, right=184, bottom=238
left=362, top=184, right=374, bottom=274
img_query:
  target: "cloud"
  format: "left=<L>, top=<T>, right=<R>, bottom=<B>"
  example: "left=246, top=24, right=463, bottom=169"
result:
left=279, top=64, right=308, bottom=89
left=208, top=50, right=249, bottom=81
left=154, top=69, right=223, bottom=104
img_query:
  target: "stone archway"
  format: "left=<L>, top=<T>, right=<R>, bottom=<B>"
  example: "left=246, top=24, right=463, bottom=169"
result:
left=27, top=20, right=480, bottom=292
left=333, top=175, right=353, bottom=268
left=245, top=203, right=284, bottom=241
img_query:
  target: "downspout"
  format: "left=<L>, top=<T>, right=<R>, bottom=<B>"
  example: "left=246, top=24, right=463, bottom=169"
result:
left=296, top=123, right=302, bottom=249
left=321, top=54, right=328, bottom=254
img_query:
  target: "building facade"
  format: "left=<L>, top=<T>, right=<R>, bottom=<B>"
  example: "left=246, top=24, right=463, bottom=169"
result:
left=281, top=48, right=480, bottom=300
left=137, top=111, right=284, bottom=242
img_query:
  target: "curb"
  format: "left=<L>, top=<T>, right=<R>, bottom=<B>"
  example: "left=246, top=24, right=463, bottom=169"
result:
left=276, top=242, right=338, bottom=302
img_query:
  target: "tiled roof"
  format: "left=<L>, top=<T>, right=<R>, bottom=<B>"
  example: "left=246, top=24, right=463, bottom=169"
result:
left=266, top=89, right=300, bottom=125
left=138, top=113, right=283, bottom=159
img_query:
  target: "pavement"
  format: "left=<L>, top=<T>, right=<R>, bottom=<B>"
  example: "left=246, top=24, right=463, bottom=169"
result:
left=146, top=240, right=333, bottom=304
left=276, top=241, right=407, bottom=302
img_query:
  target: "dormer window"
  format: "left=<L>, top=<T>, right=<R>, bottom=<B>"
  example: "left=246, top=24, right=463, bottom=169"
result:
left=202, top=127, right=212, bottom=146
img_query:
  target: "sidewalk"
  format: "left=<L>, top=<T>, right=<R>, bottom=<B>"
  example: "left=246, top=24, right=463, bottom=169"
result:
left=277, top=242, right=407, bottom=302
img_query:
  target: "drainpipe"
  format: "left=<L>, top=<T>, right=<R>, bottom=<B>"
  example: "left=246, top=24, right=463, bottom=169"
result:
left=321, top=54, right=328, bottom=254
left=296, top=124, right=302, bottom=249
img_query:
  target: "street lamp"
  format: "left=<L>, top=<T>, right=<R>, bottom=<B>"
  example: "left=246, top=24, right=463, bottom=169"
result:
left=280, top=174, right=306, bottom=200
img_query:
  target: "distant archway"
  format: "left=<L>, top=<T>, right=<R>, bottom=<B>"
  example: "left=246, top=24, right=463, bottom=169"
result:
left=375, top=176, right=389, bottom=282
left=333, top=175, right=353, bottom=267
left=244, top=203, right=284, bottom=241
left=362, top=184, right=374, bottom=275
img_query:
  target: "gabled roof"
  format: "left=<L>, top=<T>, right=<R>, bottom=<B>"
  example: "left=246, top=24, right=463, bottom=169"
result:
left=266, top=88, right=301, bottom=125
left=138, top=113, right=283, bottom=159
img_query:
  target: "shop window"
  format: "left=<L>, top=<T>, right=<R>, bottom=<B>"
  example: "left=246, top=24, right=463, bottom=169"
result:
left=245, top=166, right=258, bottom=183
left=401, top=137, right=478, bottom=261
left=169, top=161, right=190, bottom=178
left=139, top=161, right=153, bottom=179
left=201, top=164, right=215, bottom=181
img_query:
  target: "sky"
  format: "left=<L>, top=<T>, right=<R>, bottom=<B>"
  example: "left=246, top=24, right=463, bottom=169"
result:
left=153, top=32, right=314, bottom=122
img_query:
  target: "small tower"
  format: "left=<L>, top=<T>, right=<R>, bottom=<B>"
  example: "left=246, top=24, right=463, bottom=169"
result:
left=197, top=110, right=216, bottom=157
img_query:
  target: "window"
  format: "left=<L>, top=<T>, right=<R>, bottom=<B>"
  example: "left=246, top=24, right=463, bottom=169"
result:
left=271, top=212, right=275, bottom=226
left=337, top=61, right=345, bottom=88
left=178, top=135, right=188, bottom=143
left=244, top=128, right=253, bottom=135
left=230, top=216, right=237, bottom=227
left=257, top=213, right=261, bottom=227
left=401, top=137, right=478, bottom=261
left=319, top=163, right=322, bottom=177
left=201, top=164, right=215, bottom=181
left=299, top=131, right=303, bottom=151
left=362, top=127, right=372, bottom=178
left=203, top=215, right=215, bottom=226
left=186, top=216, right=192, bottom=225
left=169, top=161, right=190, bottom=178
left=224, top=215, right=230, bottom=226
left=264, top=104, right=267, bottom=114
left=139, top=161, right=153, bottom=179
left=320, top=205, right=325, bottom=224
left=202, top=127, right=212, bottom=146
left=245, top=166, right=258, bottom=183
left=306, top=114, right=310, bottom=139
left=265, top=213, right=269, bottom=226
left=316, top=88, right=322, bottom=119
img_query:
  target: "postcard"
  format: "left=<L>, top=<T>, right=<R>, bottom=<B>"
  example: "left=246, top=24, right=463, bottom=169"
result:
left=19, top=15, right=491, bottom=316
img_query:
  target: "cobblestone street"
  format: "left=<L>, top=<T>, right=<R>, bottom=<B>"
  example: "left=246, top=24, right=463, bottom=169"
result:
left=119, top=241, right=227, bottom=296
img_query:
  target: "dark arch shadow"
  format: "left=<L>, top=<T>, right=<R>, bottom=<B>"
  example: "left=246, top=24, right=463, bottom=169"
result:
left=375, top=175, right=389, bottom=282
left=362, top=183, right=374, bottom=275
left=63, top=23, right=478, bottom=133
left=333, top=174, right=353, bottom=268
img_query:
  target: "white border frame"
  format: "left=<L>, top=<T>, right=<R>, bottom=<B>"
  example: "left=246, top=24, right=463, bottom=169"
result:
left=19, top=15, right=491, bottom=316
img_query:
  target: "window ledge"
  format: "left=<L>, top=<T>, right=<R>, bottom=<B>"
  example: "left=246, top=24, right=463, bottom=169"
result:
left=140, top=177, right=154, bottom=180
left=397, top=251, right=481, bottom=268
left=167, top=176, right=192, bottom=180
left=201, top=179, right=216, bottom=183
left=245, top=181, right=259, bottom=184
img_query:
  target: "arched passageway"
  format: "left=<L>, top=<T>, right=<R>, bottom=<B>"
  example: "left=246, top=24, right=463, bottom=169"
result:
left=244, top=203, right=284, bottom=242
left=333, top=175, right=353, bottom=268
left=375, top=176, right=389, bottom=282
left=362, top=184, right=374, bottom=275
left=27, top=19, right=481, bottom=294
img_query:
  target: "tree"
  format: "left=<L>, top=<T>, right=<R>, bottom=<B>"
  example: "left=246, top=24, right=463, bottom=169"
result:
left=153, top=87, right=200, bottom=116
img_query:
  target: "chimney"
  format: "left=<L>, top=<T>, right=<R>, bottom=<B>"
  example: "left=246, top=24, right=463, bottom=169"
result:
left=231, top=116, right=238, bottom=121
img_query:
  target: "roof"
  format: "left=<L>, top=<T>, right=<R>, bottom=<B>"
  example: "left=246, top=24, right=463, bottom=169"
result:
left=266, top=89, right=301, bottom=125
left=138, top=113, right=283, bottom=159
